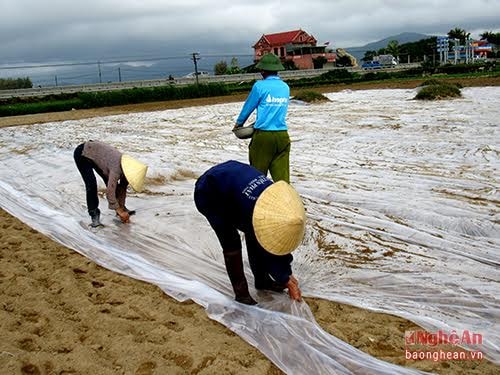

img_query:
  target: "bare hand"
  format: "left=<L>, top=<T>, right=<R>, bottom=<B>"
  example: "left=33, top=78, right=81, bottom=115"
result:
left=286, top=275, right=302, bottom=302
left=116, top=208, right=130, bottom=223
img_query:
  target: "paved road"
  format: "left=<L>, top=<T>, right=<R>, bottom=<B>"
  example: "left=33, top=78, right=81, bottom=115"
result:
left=0, top=64, right=421, bottom=99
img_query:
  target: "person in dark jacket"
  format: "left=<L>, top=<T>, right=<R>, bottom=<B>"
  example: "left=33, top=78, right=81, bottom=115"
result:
left=74, top=140, right=148, bottom=227
left=194, top=160, right=305, bottom=305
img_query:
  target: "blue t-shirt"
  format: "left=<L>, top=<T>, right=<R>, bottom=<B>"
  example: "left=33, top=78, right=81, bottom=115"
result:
left=236, top=76, right=290, bottom=131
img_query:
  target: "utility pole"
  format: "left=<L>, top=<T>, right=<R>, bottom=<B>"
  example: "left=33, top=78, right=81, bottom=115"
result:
left=55, top=75, right=58, bottom=86
left=465, top=36, right=472, bottom=64
left=453, top=39, right=459, bottom=65
left=118, top=67, right=122, bottom=82
left=191, top=52, right=200, bottom=85
left=98, top=61, right=102, bottom=83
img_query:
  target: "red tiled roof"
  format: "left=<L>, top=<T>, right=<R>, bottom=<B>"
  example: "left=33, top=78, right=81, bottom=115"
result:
left=263, top=29, right=303, bottom=45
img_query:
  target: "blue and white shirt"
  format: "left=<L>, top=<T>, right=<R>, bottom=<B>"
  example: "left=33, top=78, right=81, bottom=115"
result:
left=236, top=76, right=290, bottom=131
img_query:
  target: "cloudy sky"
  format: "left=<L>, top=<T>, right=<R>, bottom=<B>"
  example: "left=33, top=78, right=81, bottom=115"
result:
left=1, top=0, right=500, bottom=64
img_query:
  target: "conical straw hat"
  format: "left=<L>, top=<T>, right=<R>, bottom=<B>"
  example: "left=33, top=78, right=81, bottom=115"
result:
left=252, top=181, right=306, bottom=255
left=121, top=155, right=148, bottom=192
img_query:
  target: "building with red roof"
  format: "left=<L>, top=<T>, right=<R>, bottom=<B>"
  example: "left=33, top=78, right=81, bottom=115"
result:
left=253, top=29, right=336, bottom=70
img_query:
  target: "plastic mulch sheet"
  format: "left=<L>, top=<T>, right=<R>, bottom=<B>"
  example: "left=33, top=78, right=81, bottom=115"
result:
left=0, top=87, right=498, bottom=374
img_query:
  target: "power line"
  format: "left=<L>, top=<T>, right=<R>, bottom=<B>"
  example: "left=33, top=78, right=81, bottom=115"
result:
left=0, top=53, right=256, bottom=86
left=191, top=52, right=201, bottom=85
left=199, top=53, right=253, bottom=58
left=0, top=53, right=254, bottom=71
left=0, top=55, right=192, bottom=70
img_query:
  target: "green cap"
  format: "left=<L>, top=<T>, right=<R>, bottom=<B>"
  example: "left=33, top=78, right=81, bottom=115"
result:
left=256, top=53, right=285, bottom=71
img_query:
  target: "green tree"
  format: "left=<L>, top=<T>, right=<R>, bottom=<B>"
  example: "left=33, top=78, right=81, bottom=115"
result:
left=479, top=31, right=500, bottom=58
left=448, top=27, right=469, bottom=45
left=0, top=77, right=32, bottom=90
left=480, top=31, right=500, bottom=45
left=398, top=37, right=437, bottom=63
left=386, top=40, right=400, bottom=58
left=227, top=57, right=242, bottom=74
left=362, top=50, right=377, bottom=62
left=215, top=57, right=243, bottom=75
left=214, top=60, right=228, bottom=75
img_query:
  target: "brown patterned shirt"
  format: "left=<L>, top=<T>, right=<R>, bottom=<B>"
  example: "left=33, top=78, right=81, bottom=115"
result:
left=82, top=140, right=127, bottom=209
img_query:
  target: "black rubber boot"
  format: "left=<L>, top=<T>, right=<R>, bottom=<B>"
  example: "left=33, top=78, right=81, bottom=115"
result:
left=89, top=208, right=103, bottom=227
left=223, top=250, right=257, bottom=305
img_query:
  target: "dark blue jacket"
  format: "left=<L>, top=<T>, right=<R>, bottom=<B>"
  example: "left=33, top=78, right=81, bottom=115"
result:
left=194, top=160, right=293, bottom=284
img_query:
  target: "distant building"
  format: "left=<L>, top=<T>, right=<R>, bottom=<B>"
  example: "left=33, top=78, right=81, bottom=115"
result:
left=253, top=29, right=336, bottom=69
left=440, top=37, right=494, bottom=63
left=471, top=40, right=493, bottom=59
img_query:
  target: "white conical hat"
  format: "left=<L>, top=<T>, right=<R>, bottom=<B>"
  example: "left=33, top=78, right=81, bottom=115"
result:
left=121, top=155, right=148, bottom=192
left=252, top=181, right=306, bottom=255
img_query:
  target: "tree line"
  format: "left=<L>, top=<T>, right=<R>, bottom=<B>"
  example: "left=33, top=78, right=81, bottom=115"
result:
left=0, top=77, right=33, bottom=90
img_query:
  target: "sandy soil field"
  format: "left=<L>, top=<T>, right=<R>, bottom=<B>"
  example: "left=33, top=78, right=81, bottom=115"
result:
left=1, top=77, right=499, bottom=374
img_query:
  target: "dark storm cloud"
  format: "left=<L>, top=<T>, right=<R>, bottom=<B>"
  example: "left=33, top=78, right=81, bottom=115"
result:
left=1, top=0, right=499, bottom=63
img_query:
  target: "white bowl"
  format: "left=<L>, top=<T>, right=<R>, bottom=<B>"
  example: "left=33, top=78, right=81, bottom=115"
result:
left=232, top=123, right=255, bottom=139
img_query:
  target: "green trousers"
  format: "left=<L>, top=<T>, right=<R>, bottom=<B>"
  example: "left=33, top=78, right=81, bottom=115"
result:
left=249, top=130, right=290, bottom=183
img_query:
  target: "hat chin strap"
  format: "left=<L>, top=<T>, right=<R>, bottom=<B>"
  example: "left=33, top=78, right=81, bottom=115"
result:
left=261, top=71, right=278, bottom=78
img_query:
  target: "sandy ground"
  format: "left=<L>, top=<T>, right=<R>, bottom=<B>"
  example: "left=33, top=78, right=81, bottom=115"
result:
left=1, top=77, right=499, bottom=374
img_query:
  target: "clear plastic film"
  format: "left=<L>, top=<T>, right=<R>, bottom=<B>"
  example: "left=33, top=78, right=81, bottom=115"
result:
left=0, top=87, right=498, bottom=373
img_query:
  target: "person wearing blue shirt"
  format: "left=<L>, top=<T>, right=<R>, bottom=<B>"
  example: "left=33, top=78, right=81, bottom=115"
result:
left=194, top=160, right=305, bottom=305
left=235, top=54, right=291, bottom=183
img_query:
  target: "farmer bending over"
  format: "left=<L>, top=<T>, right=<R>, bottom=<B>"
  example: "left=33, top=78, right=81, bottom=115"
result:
left=74, top=140, right=148, bottom=227
left=194, top=160, right=305, bottom=305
